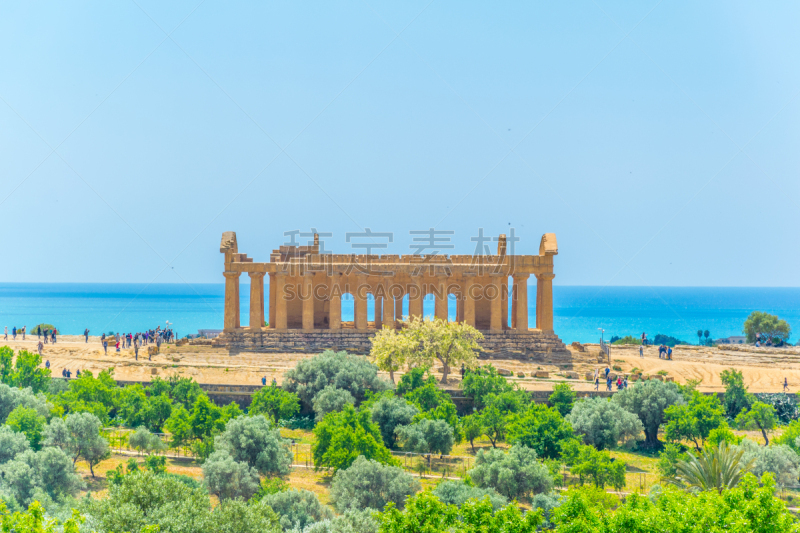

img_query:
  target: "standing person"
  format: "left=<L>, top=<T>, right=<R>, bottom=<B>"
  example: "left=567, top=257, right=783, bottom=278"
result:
left=594, top=375, right=600, bottom=391
left=37, top=341, right=43, bottom=355
left=641, top=332, right=647, bottom=346
left=784, top=378, right=789, bottom=392
left=262, top=376, right=267, bottom=386
left=115, top=339, right=120, bottom=353
left=12, top=327, right=16, bottom=340
left=3, top=326, right=6, bottom=340
left=45, top=360, right=50, bottom=370
left=639, top=345, right=643, bottom=358
left=101, top=334, right=107, bottom=355
left=156, top=333, right=162, bottom=351
left=667, top=346, right=673, bottom=360
left=461, top=363, right=465, bottom=379
left=22, top=326, right=26, bottom=340
left=37, top=328, right=41, bottom=341
left=133, top=338, right=139, bottom=361
left=84, top=328, right=89, bottom=343
left=115, top=332, right=120, bottom=348
left=623, top=376, right=629, bottom=389
left=52, top=329, right=56, bottom=344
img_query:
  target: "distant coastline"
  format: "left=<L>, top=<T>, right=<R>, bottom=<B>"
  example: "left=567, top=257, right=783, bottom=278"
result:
left=1, top=283, right=798, bottom=345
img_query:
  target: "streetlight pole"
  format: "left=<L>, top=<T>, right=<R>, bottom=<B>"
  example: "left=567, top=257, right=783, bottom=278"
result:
left=598, top=328, right=608, bottom=364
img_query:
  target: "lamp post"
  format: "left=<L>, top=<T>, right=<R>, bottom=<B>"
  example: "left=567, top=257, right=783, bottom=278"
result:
left=598, top=328, right=608, bottom=364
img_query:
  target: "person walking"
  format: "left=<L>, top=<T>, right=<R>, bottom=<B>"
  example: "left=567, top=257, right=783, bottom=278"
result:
left=639, top=345, right=643, bottom=358
left=52, top=329, right=56, bottom=344
left=37, top=328, right=41, bottom=340
left=594, top=376, right=600, bottom=391
left=12, top=327, right=16, bottom=340
left=22, top=326, right=26, bottom=341
left=261, top=376, right=267, bottom=386
left=45, top=359, right=50, bottom=369
left=37, top=341, right=43, bottom=356
left=84, top=328, right=89, bottom=343
left=784, top=377, right=789, bottom=392
left=101, top=334, right=108, bottom=355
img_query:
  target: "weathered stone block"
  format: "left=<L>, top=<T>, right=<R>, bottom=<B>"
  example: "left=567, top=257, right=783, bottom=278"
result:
left=565, top=371, right=579, bottom=379
left=535, top=371, right=549, bottom=378
left=496, top=368, right=513, bottom=377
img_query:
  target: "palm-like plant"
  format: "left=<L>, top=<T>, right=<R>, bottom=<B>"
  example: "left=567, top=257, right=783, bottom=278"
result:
left=666, top=441, right=754, bottom=493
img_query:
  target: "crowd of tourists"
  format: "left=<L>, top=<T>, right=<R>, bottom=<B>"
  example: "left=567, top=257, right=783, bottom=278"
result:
left=100, top=327, right=175, bottom=360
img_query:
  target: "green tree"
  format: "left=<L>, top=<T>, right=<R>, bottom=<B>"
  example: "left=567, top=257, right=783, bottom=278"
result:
left=469, top=445, right=553, bottom=501
left=129, top=426, right=167, bottom=455
left=720, top=368, right=754, bottom=418
left=461, top=413, right=483, bottom=452
left=313, top=404, right=396, bottom=472
left=202, top=450, right=261, bottom=501
left=0, top=384, right=50, bottom=424
left=10, top=350, right=51, bottom=394
left=744, top=311, right=792, bottom=344
left=549, top=382, right=576, bottom=417
left=667, top=441, right=754, bottom=493
left=6, top=406, right=46, bottom=450
left=63, top=412, right=110, bottom=477
left=656, top=442, right=686, bottom=478
left=329, top=455, right=420, bottom=512
left=0, top=425, right=30, bottom=464
left=566, top=444, right=626, bottom=491
left=736, top=401, right=778, bottom=445
left=312, top=385, right=355, bottom=421
left=283, top=350, right=390, bottom=409
left=697, top=329, right=703, bottom=344
left=432, top=480, right=508, bottom=511
left=190, top=394, right=224, bottom=439
left=248, top=386, right=300, bottom=424
left=395, top=366, right=429, bottom=395
left=369, top=393, right=419, bottom=449
left=370, top=326, right=415, bottom=383
left=566, top=397, right=643, bottom=450
left=664, top=391, right=725, bottom=450
left=460, top=365, right=514, bottom=409
left=404, top=316, right=482, bottom=383
left=406, top=379, right=462, bottom=442
left=53, top=369, right=117, bottom=424
left=507, top=403, right=576, bottom=459
left=612, top=379, right=684, bottom=447
left=0, top=346, right=14, bottom=385
left=262, top=489, right=334, bottom=531
left=395, top=419, right=455, bottom=466
left=214, top=415, right=292, bottom=476
left=163, top=404, right=193, bottom=448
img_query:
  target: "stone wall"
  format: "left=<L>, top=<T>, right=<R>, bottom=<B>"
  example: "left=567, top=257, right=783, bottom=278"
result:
left=210, top=329, right=569, bottom=361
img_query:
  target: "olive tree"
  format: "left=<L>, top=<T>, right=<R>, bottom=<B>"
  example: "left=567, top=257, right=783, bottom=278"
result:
left=60, top=412, right=111, bottom=477
left=468, top=445, right=553, bottom=501
left=0, top=425, right=30, bottom=464
left=214, top=415, right=293, bottom=476
left=736, top=438, right=800, bottom=488
left=330, top=455, right=420, bottom=512
left=567, top=397, right=643, bottom=450
left=369, top=393, right=419, bottom=449
left=129, top=426, right=167, bottom=455
left=395, top=419, right=455, bottom=465
left=283, top=350, right=390, bottom=409
left=312, top=386, right=355, bottom=421
left=302, top=509, right=379, bottom=533
left=736, top=401, right=777, bottom=445
left=0, top=383, right=51, bottom=423
left=432, top=480, right=508, bottom=510
left=262, top=489, right=334, bottom=531
left=0, top=447, right=83, bottom=507
left=202, top=450, right=262, bottom=501
left=612, top=379, right=684, bottom=447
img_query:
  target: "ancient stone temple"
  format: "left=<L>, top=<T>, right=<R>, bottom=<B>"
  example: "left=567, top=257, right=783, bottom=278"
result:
left=213, top=231, right=569, bottom=359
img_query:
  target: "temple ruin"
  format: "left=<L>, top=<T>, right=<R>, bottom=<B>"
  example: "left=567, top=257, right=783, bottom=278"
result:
left=213, top=231, right=569, bottom=358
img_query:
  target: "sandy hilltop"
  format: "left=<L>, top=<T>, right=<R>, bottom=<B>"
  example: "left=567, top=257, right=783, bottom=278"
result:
left=3, top=335, right=800, bottom=393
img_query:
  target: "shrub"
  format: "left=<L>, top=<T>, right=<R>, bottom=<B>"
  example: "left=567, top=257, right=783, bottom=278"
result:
left=406, top=380, right=462, bottom=442
left=564, top=443, right=626, bottom=490
left=567, top=397, right=643, bottom=450
left=0, top=383, right=51, bottom=424
left=395, top=366, right=429, bottom=395
left=720, top=368, right=753, bottom=418
left=283, top=350, right=390, bottom=409
left=706, top=422, right=742, bottom=447
left=612, top=379, right=683, bottom=447
left=469, top=445, right=553, bottom=501
left=312, top=385, right=355, bottom=421
left=460, top=365, right=515, bottom=409
left=313, top=404, right=396, bottom=472
left=214, top=415, right=292, bottom=476
left=432, top=480, right=507, bottom=510
left=507, top=404, right=576, bottom=459
left=0, top=425, right=30, bottom=465
left=330, top=455, right=420, bottom=512
left=0, top=447, right=83, bottom=507
left=249, top=386, right=300, bottom=423
left=754, top=393, right=799, bottom=424
left=262, top=489, right=334, bottom=531
left=369, top=393, right=419, bottom=449
left=610, top=335, right=641, bottom=345
left=202, top=450, right=261, bottom=500
left=736, top=438, right=800, bottom=488
left=302, top=509, right=379, bottom=533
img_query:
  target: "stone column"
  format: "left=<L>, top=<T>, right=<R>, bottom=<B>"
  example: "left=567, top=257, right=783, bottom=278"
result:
left=501, top=278, right=509, bottom=330
left=434, top=276, right=448, bottom=321
left=463, top=274, right=476, bottom=327
left=275, top=273, right=288, bottom=329
left=538, top=273, right=555, bottom=332
left=302, top=273, right=314, bottom=331
left=268, top=273, right=276, bottom=328
left=248, top=272, right=265, bottom=331
left=490, top=274, right=502, bottom=332
left=329, top=274, right=342, bottom=330
left=223, top=271, right=241, bottom=331
left=511, top=283, right=517, bottom=330
left=514, top=274, right=529, bottom=332
left=355, top=275, right=368, bottom=330
left=409, top=276, right=423, bottom=320
left=383, top=286, right=394, bottom=329
left=374, top=294, right=383, bottom=329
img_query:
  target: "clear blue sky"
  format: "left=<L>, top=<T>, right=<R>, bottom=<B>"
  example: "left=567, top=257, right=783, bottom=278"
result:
left=1, top=0, right=798, bottom=287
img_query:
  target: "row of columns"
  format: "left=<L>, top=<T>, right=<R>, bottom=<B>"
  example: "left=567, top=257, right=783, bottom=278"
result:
left=223, top=271, right=554, bottom=333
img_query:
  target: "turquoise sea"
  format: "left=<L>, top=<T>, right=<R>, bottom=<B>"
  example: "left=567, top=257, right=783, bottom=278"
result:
left=0, top=283, right=798, bottom=345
